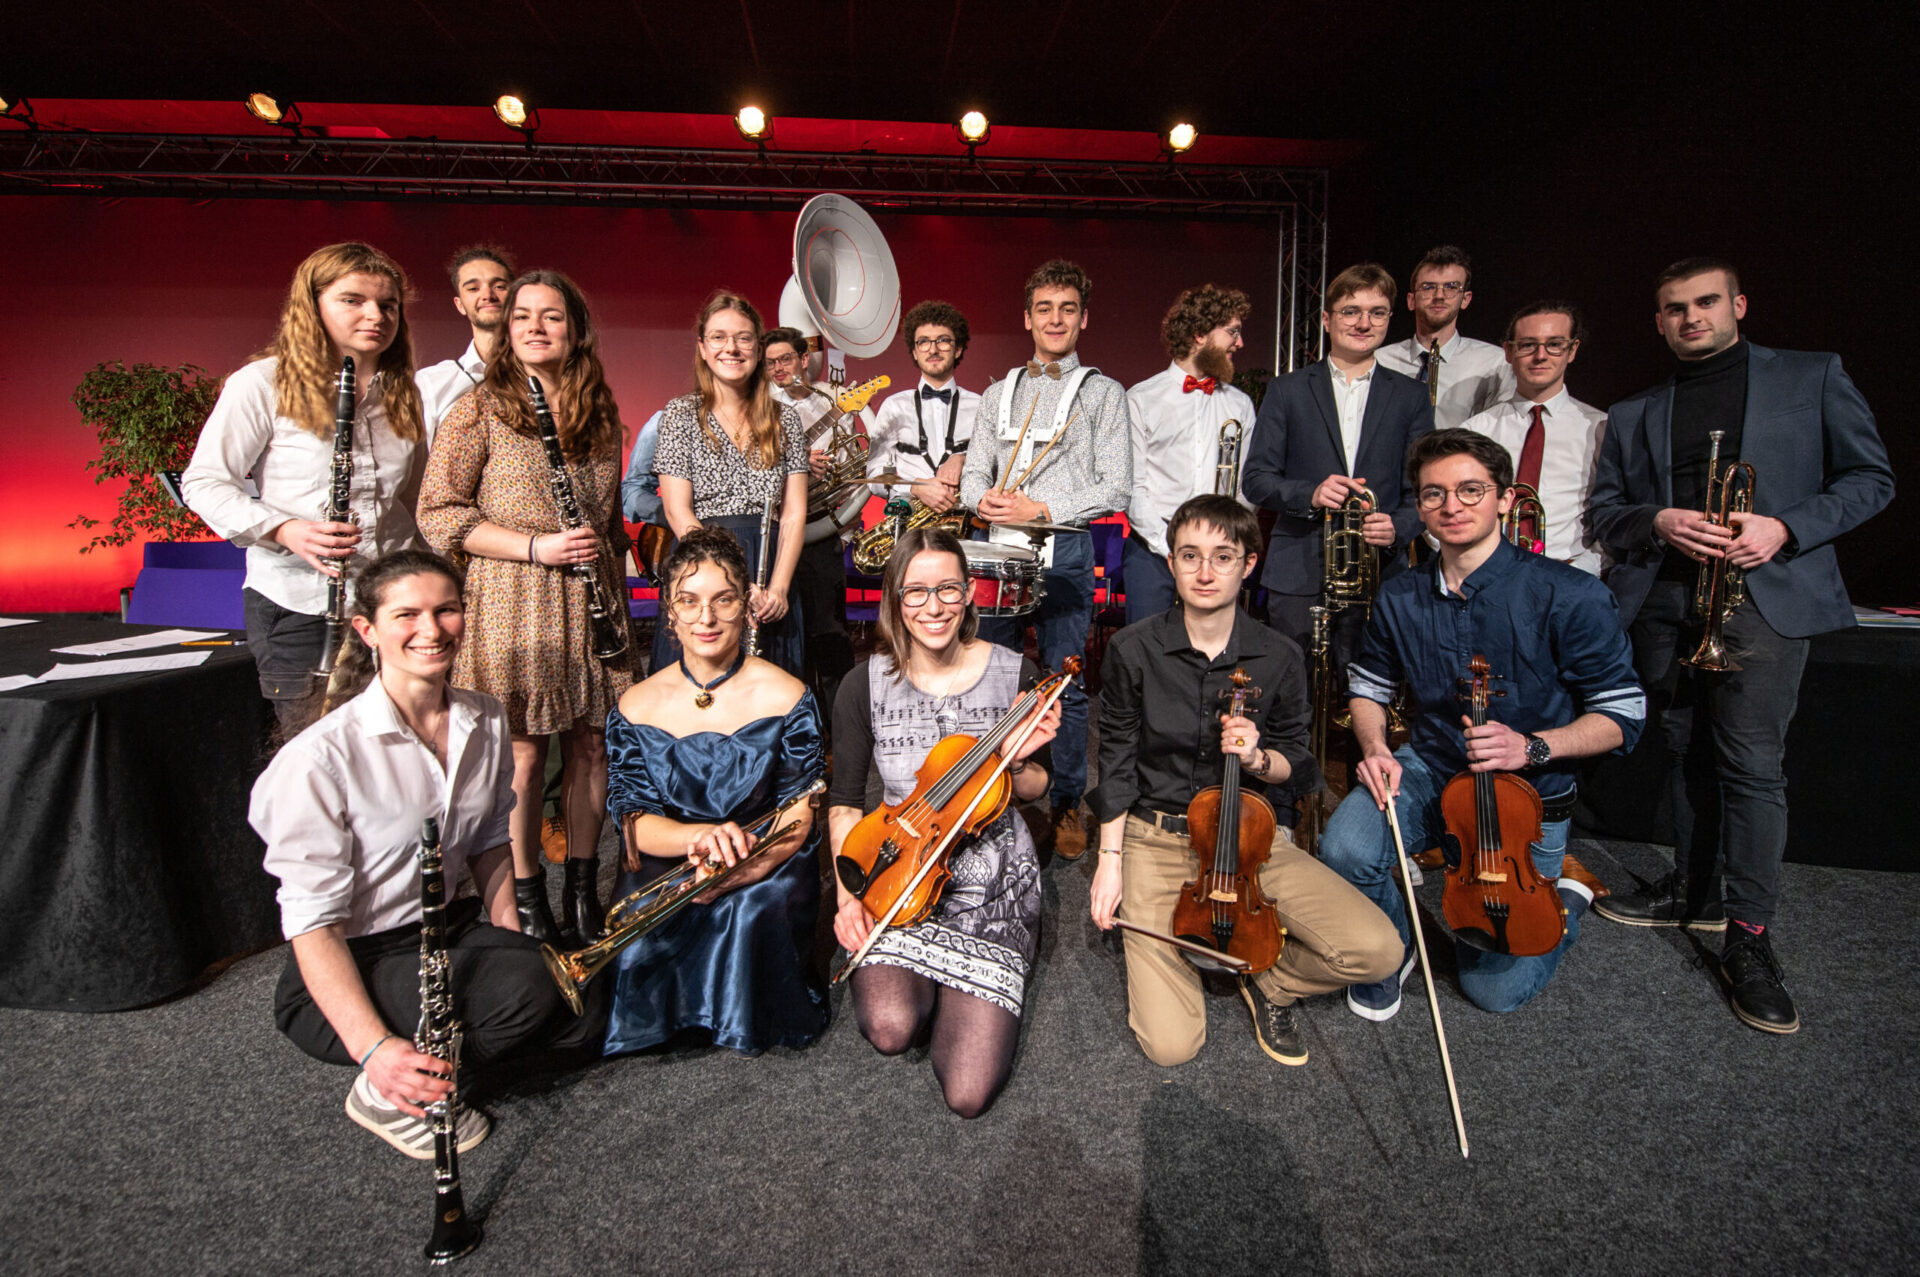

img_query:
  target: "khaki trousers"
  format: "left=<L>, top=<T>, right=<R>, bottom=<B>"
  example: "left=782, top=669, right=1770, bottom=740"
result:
left=1118, top=814, right=1401, bottom=1066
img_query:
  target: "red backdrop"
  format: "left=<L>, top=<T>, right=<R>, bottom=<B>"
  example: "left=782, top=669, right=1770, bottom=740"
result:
left=1, top=195, right=1280, bottom=612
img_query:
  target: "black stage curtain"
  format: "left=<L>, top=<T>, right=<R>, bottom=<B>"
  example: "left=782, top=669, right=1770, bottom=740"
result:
left=1575, top=624, right=1916, bottom=874
left=0, top=616, right=279, bottom=1010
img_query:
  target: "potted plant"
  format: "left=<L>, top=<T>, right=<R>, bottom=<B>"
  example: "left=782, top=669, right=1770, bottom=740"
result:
left=69, top=361, right=222, bottom=552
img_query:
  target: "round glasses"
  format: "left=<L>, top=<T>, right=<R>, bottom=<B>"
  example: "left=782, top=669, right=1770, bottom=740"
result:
left=703, top=333, right=758, bottom=351
left=1416, top=482, right=1498, bottom=510
left=911, top=335, right=957, bottom=351
left=671, top=593, right=746, bottom=622
left=1172, top=549, right=1246, bottom=573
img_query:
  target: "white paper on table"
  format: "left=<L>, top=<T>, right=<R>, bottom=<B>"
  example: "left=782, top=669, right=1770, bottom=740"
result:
left=51, top=628, right=229, bottom=656
left=38, top=652, right=212, bottom=681
left=0, top=674, right=43, bottom=692
left=0, top=618, right=42, bottom=628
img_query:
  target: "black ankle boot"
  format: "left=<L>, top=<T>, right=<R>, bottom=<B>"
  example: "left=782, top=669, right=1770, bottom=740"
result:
left=562, top=857, right=606, bottom=946
left=514, top=871, right=563, bottom=946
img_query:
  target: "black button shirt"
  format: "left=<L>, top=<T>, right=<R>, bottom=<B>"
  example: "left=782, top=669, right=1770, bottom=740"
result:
left=1089, top=606, right=1316, bottom=824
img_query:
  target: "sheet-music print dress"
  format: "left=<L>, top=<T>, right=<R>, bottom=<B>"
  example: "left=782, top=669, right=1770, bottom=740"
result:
left=830, top=647, right=1045, bottom=1014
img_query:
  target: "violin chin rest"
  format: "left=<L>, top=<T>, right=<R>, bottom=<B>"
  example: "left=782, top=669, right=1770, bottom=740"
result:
left=1450, top=926, right=1502, bottom=954
left=835, top=856, right=870, bottom=898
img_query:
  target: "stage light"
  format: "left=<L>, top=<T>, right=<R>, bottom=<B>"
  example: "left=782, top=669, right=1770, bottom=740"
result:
left=959, top=111, right=990, bottom=143
left=735, top=105, right=769, bottom=140
left=1165, top=122, right=1198, bottom=154
left=493, top=95, right=532, bottom=130
left=245, top=93, right=291, bottom=125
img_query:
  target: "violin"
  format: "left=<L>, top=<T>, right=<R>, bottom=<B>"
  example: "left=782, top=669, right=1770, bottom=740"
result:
left=1169, top=669, right=1286, bottom=975
left=836, top=657, right=1079, bottom=943
left=1439, top=654, right=1566, bottom=957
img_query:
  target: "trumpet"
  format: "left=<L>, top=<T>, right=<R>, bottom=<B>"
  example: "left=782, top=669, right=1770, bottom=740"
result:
left=851, top=496, right=971, bottom=575
left=1503, top=483, right=1547, bottom=554
left=1682, top=430, right=1757, bottom=672
left=1322, top=487, right=1379, bottom=618
left=1214, top=418, right=1243, bottom=497
left=541, top=779, right=826, bottom=1014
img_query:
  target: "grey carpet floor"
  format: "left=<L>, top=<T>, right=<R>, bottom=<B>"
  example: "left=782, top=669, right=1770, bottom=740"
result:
left=3, top=837, right=1917, bottom=1277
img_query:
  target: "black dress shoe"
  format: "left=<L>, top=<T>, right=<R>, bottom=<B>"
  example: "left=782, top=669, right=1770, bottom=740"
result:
left=1721, top=928, right=1799, bottom=1034
left=1592, top=873, right=1726, bottom=930
left=1241, top=978, right=1308, bottom=1066
left=562, top=856, right=606, bottom=946
left=514, top=871, right=564, bottom=946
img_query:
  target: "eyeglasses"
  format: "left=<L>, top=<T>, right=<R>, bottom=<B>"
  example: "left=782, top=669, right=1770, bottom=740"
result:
left=1172, top=549, right=1246, bottom=573
left=1333, top=306, right=1392, bottom=323
left=1417, top=482, right=1498, bottom=510
left=765, top=353, right=801, bottom=368
left=1508, top=337, right=1576, bottom=356
left=899, top=581, right=968, bottom=608
left=703, top=333, right=758, bottom=351
left=1415, top=281, right=1467, bottom=296
left=670, top=593, right=746, bottom=622
left=911, top=336, right=957, bottom=351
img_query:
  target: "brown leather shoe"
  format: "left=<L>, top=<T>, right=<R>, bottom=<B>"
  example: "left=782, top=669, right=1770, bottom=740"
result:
left=541, top=816, right=568, bottom=865
left=1052, top=804, right=1088, bottom=861
left=1559, top=852, right=1610, bottom=900
left=1411, top=846, right=1445, bottom=870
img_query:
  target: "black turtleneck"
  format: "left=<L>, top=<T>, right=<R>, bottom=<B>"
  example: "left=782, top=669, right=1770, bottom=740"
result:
left=1660, top=339, right=1749, bottom=579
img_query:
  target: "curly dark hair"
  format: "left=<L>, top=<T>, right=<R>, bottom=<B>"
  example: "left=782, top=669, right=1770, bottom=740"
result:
left=661, top=525, right=751, bottom=608
left=1023, top=259, right=1092, bottom=310
left=903, top=300, right=971, bottom=354
left=1160, top=285, right=1251, bottom=359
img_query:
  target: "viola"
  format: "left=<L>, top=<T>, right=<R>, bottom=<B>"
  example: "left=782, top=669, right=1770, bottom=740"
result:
left=1438, top=654, right=1566, bottom=957
left=836, top=657, right=1079, bottom=937
left=1169, top=668, right=1286, bottom=975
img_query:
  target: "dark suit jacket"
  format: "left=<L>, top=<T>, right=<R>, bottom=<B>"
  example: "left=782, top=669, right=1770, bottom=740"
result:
left=1240, top=360, right=1435, bottom=595
left=1586, top=342, right=1894, bottom=637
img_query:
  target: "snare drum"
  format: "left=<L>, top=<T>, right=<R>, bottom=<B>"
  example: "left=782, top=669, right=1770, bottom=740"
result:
left=962, top=542, right=1044, bottom=617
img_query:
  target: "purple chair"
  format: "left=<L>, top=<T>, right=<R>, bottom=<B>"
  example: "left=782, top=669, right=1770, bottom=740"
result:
left=125, top=541, right=246, bottom=629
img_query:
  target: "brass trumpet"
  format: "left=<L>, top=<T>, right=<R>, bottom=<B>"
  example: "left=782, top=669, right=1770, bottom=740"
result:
left=851, top=496, right=972, bottom=575
left=1322, top=487, right=1379, bottom=618
left=1682, top=430, right=1757, bottom=672
left=1214, top=418, right=1244, bottom=497
left=1503, top=483, right=1547, bottom=554
left=541, top=779, right=826, bottom=1014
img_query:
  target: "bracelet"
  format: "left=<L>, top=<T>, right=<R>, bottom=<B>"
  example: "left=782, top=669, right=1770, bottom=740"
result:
left=1099, top=847, right=1123, bottom=857
left=528, top=533, right=540, bottom=566
left=359, top=1033, right=397, bottom=1070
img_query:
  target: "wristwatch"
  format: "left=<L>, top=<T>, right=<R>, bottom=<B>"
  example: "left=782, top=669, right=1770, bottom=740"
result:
left=1523, top=734, right=1552, bottom=771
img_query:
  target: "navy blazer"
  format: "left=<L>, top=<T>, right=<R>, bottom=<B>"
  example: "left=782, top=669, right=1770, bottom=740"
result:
left=1586, top=342, right=1894, bottom=637
left=1240, top=360, right=1435, bottom=595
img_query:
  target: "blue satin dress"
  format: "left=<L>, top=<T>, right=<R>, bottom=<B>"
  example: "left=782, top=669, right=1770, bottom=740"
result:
left=601, top=694, right=828, bottom=1056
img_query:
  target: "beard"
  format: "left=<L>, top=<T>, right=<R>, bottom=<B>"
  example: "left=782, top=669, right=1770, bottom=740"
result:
left=470, top=310, right=504, bottom=334
left=1194, top=342, right=1235, bottom=383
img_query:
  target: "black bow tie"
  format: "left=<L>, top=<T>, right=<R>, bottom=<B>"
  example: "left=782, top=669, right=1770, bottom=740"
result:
left=920, top=386, right=954, bottom=404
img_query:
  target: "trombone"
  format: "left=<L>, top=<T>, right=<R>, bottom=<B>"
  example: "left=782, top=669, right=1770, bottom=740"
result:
left=1502, top=483, right=1547, bottom=554
left=1214, top=418, right=1243, bottom=497
left=541, top=779, right=826, bottom=1014
left=1322, top=487, right=1379, bottom=619
left=1682, top=430, right=1757, bottom=672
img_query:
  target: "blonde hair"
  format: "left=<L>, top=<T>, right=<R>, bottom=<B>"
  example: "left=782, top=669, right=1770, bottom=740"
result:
left=260, top=242, right=423, bottom=441
left=690, top=291, right=782, bottom=469
left=478, top=270, right=624, bottom=461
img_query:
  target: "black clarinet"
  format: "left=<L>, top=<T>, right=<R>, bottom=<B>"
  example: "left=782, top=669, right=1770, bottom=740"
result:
left=529, top=377, right=629, bottom=661
left=416, top=817, right=482, bottom=1265
left=314, top=356, right=355, bottom=677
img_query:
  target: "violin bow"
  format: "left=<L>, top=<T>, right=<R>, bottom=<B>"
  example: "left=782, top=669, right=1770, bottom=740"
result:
left=1386, top=800, right=1469, bottom=1159
left=834, top=672, right=1074, bottom=985
left=1109, top=918, right=1250, bottom=973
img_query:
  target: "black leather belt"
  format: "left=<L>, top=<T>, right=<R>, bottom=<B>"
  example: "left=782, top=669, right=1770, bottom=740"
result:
left=1540, top=787, right=1577, bottom=824
left=1131, top=806, right=1188, bottom=835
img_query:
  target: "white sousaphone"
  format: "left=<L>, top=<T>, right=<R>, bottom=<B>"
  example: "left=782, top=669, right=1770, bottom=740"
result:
left=780, top=193, right=902, bottom=543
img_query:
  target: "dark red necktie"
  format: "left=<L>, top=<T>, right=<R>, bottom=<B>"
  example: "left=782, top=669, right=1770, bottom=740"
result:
left=1182, top=375, right=1217, bottom=395
left=1516, top=404, right=1545, bottom=489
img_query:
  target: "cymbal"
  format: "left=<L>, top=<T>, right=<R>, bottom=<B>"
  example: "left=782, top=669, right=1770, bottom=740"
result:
left=991, top=519, right=1081, bottom=535
left=864, top=472, right=920, bottom=487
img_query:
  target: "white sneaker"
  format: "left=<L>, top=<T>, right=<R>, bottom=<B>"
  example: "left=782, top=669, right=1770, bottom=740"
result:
left=345, top=1070, right=489, bottom=1159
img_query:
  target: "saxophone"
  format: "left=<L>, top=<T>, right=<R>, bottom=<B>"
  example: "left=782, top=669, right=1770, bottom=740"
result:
left=529, top=377, right=629, bottom=662
left=415, top=816, right=482, bottom=1265
left=314, top=356, right=356, bottom=679
left=850, top=497, right=971, bottom=575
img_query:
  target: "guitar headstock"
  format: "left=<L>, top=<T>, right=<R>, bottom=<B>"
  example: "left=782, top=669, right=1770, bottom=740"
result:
left=837, top=375, right=891, bottom=414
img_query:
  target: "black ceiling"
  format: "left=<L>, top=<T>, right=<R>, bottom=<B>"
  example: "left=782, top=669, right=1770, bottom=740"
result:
left=14, top=1, right=1895, bottom=145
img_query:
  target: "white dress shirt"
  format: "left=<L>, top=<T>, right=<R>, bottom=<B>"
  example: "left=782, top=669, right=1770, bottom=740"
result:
left=252, top=679, right=515, bottom=940
left=414, top=340, right=487, bottom=449
left=1377, top=332, right=1513, bottom=430
left=774, top=382, right=838, bottom=439
left=1124, top=363, right=1257, bottom=553
left=1329, top=362, right=1375, bottom=475
left=182, top=358, right=424, bottom=616
left=867, top=377, right=980, bottom=494
left=1461, top=387, right=1608, bottom=574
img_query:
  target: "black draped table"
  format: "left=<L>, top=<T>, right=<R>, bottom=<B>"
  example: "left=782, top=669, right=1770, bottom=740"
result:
left=1575, top=621, right=1919, bottom=874
left=0, top=615, right=279, bottom=1010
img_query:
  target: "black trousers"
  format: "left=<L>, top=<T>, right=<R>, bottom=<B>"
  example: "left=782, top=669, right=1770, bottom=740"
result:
left=242, top=587, right=328, bottom=737
left=1630, top=580, right=1809, bottom=925
left=794, top=534, right=854, bottom=727
left=274, top=897, right=609, bottom=1089
left=1266, top=592, right=1368, bottom=687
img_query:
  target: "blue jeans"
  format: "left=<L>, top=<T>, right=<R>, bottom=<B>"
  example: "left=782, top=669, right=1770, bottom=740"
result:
left=1317, top=746, right=1581, bottom=1014
left=1122, top=536, right=1177, bottom=626
left=979, top=529, right=1092, bottom=806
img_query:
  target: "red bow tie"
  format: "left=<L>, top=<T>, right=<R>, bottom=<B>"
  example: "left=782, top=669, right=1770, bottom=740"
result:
left=1182, top=375, right=1217, bottom=395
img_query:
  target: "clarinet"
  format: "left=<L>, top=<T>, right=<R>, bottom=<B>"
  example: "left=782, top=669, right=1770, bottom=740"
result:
left=314, top=356, right=355, bottom=677
left=529, top=377, right=629, bottom=662
left=745, top=493, right=776, bottom=658
left=416, top=816, right=483, bottom=1265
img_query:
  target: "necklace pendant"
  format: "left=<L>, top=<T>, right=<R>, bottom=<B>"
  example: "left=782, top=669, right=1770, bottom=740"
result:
left=694, top=690, right=714, bottom=709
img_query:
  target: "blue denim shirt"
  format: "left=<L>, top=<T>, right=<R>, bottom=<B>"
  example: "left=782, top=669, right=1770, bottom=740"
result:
left=1347, top=537, right=1644, bottom=799
left=620, top=411, right=664, bottom=526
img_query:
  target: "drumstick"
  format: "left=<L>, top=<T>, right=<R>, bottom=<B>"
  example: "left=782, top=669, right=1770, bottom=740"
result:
left=994, top=393, right=1041, bottom=501
left=1008, top=412, right=1078, bottom=495
left=1385, top=800, right=1469, bottom=1160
